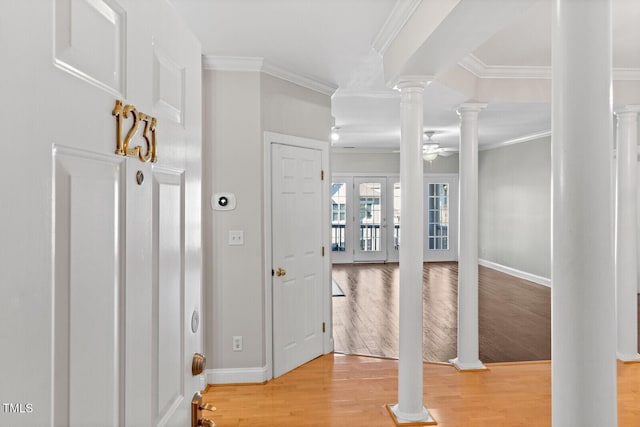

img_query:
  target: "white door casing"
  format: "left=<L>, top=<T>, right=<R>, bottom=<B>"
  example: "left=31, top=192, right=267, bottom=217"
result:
left=0, top=2, right=202, bottom=426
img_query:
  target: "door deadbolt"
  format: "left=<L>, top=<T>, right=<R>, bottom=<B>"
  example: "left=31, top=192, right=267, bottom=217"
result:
left=192, top=353, right=206, bottom=376
left=275, top=268, right=286, bottom=277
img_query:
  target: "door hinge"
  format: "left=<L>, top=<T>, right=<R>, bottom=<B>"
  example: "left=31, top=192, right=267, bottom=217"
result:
left=321, top=170, right=325, bottom=180
left=322, top=322, right=326, bottom=333
left=322, top=246, right=325, bottom=257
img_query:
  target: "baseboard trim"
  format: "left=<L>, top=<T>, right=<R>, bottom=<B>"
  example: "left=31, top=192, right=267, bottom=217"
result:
left=478, top=259, right=551, bottom=288
left=205, top=365, right=270, bottom=385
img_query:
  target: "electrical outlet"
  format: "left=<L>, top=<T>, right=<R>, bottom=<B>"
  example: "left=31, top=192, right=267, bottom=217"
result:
left=228, top=230, right=244, bottom=246
left=232, top=335, right=243, bottom=351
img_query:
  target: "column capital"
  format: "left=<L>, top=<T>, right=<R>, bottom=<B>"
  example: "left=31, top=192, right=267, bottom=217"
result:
left=457, top=102, right=488, bottom=116
left=391, top=75, right=433, bottom=91
left=615, top=105, right=640, bottom=118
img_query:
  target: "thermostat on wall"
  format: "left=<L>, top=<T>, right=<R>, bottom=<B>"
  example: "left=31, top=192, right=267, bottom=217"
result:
left=212, top=192, right=236, bottom=211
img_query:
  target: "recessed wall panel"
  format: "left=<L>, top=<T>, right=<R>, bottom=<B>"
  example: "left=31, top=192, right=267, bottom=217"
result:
left=152, top=168, right=185, bottom=425
left=54, top=0, right=125, bottom=96
left=53, top=147, right=124, bottom=427
left=153, top=47, right=185, bottom=125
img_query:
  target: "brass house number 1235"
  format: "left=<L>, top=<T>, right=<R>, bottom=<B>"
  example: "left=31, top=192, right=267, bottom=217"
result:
left=112, top=99, right=158, bottom=163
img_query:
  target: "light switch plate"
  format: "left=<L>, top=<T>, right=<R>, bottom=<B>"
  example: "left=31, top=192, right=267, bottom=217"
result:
left=228, top=230, right=244, bottom=245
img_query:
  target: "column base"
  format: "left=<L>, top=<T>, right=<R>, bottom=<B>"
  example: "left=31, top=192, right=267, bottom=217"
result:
left=449, top=357, right=487, bottom=372
left=386, top=404, right=437, bottom=426
left=617, top=352, right=640, bottom=363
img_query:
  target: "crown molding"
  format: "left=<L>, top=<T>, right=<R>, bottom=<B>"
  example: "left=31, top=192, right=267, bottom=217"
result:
left=480, top=130, right=552, bottom=151
left=372, top=0, right=422, bottom=55
left=202, top=55, right=337, bottom=96
left=260, top=61, right=337, bottom=96
left=459, top=54, right=640, bottom=81
left=459, top=54, right=551, bottom=79
left=332, top=89, right=400, bottom=99
left=202, top=55, right=264, bottom=72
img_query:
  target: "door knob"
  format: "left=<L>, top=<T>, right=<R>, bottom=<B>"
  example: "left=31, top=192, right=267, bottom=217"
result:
left=192, top=392, right=217, bottom=427
left=275, top=268, right=286, bottom=277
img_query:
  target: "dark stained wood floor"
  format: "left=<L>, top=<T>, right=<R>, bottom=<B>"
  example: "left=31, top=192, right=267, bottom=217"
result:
left=332, top=262, right=553, bottom=363
left=333, top=262, right=640, bottom=363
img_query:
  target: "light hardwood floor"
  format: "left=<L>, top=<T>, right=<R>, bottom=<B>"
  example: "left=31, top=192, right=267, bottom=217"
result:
left=202, top=353, right=640, bottom=426
left=332, top=262, right=551, bottom=362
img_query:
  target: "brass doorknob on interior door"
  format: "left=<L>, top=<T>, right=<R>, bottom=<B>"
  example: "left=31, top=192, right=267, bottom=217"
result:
left=276, top=268, right=286, bottom=277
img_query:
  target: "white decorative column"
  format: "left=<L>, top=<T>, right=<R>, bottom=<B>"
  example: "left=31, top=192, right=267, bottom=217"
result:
left=615, top=107, right=640, bottom=362
left=552, top=0, right=617, bottom=425
left=387, top=76, right=435, bottom=425
left=450, top=102, right=487, bottom=371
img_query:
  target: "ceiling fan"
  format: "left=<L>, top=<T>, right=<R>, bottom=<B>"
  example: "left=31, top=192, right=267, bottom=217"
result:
left=422, top=131, right=440, bottom=161
left=393, top=130, right=457, bottom=158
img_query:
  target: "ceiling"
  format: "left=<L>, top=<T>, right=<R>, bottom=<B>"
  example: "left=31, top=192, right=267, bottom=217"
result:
left=170, top=0, right=640, bottom=153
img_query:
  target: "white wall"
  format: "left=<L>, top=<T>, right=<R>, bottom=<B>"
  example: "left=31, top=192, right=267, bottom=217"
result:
left=331, top=151, right=459, bottom=174
left=261, top=73, right=332, bottom=140
left=478, top=137, right=551, bottom=280
left=202, top=70, right=331, bottom=377
left=203, top=70, right=264, bottom=370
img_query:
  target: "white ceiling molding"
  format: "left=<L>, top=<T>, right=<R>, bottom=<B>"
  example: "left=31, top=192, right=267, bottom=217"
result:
left=202, top=55, right=337, bottom=96
left=260, top=61, right=337, bottom=96
left=460, top=54, right=640, bottom=81
left=202, top=55, right=264, bottom=72
left=332, top=147, right=401, bottom=154
left=480, top=130, right=551, bottom=151
left=372, top=0, right=423, bottom=55
left=459, top=54, right=551, bottom=79
left=332, top=89, right=400, bottom=99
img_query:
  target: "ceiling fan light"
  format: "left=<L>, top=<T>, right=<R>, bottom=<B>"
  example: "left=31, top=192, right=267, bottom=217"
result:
left=423, top=151, right=438, bottom=161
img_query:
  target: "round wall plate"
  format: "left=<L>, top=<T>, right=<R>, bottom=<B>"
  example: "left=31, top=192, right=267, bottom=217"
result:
left=191, top=309, right=200, bottom=333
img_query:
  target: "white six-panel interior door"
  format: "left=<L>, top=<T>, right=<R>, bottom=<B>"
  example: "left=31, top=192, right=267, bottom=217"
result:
left=271, top=142, right=325, bottom=378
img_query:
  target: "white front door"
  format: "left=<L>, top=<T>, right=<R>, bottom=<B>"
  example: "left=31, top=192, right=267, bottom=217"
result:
left=272, top=143, right=324, bottom=378
left=0, top=2, right=202, bottom=426
left=353, top=177, right=388, bottom=262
